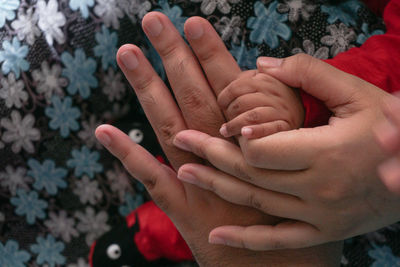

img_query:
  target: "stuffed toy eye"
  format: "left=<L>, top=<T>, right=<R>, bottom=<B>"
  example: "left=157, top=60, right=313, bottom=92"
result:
left=106, top=244, right=121, bottom=260
left=129, top=129, right=144, bottom=144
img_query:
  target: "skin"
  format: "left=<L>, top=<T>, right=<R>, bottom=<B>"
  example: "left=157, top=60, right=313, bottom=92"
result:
left=217, top=70, right=305, bottom=139
left=173, top=54, right=400, bottom=251
left=375, top=92, right=400, bottom=194
left=95, top=13, right=341, bottom=266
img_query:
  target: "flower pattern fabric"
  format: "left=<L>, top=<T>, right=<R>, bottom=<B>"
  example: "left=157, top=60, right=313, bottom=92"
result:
left=0, top=0, right=395, bottom=266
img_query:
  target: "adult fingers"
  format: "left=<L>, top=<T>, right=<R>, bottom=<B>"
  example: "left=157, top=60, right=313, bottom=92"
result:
left=208, top=221, right=323, bottom=250
left=117, top=45, right=200, bottom=169
left=220, top=107, right=290, bottom=138
left=376, top=96, right=400, bottom=153
left=95, top=124, right=185, bottom=217
left=257, top=54, right=364, bottom=112
left=177, top=163, right=305, bottom=220
left=378, top=157, right=400, bottom=194
left=174, top=130, right=304, bottom=194
left=184, top=17, right=241, bottom=95
left=238, top=126, right=333, bottom=170
left=142, top=12, right=225, bottom=136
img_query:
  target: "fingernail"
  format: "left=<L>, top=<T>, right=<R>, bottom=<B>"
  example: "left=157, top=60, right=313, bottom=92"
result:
left=375, top=121, right=399, bottom=151
left=143, top=16, right=163, bottom=37
left=177, top=169, right=197, bottom=184
left=120, top=51, right=139, bottom=70
left=173, top=136, right=192, bottom=152
left=96, top=132, right=111, bottom=147
left=186, top=22, right=204, bottom=39
left=219, top=124, right=228, bottom=137
left=257, top=57, right=283, bottom=68
left=241, top=127, right=253, bottom=137
left=209, top=235, right=226, bottom=245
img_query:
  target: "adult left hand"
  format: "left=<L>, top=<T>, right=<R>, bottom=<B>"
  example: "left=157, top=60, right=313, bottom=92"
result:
left=172, top=54, right=400, bottom=250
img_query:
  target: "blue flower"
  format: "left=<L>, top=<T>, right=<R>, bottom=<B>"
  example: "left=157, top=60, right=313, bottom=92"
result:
left=94, top=25, right=118, bottom=70
left=119, top=193, right=144, bottom=216
left=0, top=240, right=31, bottom=267
left=368, top=242, right=400, bottom=267
left=61, top=48, right=98, bottom=99
left=247, top=1, right=291, bottom=48
left=28, top=159, right=68, bottom=195
left=30, top=234, right=66, bottom=267
left=230, top=41, right=259, bottom=70
left=67, top=146, right=103, bottom=178
left=156, top=0, right=187, bottom=36
left=45, top=96, right=81, bottom=138
left=10, top=189, right=48, bottom=224
left=69, top=0, right=95, bottom=19
left=321, top=0, right=362, bottom=27
left=0, top=0, right=19, bottom=28
left=0, top=37, right=29, bottom=78
left=357, top=23, right=385, bottom=45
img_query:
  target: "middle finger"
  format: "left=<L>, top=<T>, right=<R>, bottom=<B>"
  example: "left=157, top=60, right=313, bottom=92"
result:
left=142, top=12, right=225, bottom=136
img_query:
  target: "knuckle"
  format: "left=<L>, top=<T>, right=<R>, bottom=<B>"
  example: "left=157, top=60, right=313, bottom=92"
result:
left=134, top=75, right=156, bottom=92
left=180, top=87, right=205, bottom=111
left=158, top=42, right=180, bottom=59
left=232, top=161, right=252, bottom=181
left=245, top=110, right=261, bottom=124
left=197, top=43, right=220, bottom=64
left=246, top=190, right=262, bottom=210
left=157, top=118, right=179, bottom=147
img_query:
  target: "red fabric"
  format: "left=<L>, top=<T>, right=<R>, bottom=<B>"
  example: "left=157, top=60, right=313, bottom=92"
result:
left=301, top=0, right=400, bottom=127
left=362, top=0, right=390, bottom=15
left=132, top=201, right=193, bottom=261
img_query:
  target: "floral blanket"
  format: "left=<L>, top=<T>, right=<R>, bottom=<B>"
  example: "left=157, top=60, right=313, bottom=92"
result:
left=0, top=0, right=398, bottom=266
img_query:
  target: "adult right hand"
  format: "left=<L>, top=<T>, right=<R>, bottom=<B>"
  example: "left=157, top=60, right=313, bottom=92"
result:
left=172, top=54, right=400, bottom=250
left=96, top=14, right=341, bottom=266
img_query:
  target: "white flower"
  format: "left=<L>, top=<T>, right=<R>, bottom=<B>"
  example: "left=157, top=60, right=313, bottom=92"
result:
left=67, top=258, right=89, bottom=267
left=75, top=207, right=110, bottom=246
left=44, top=211, right=79, bottom=243
left=106, top=163, right=133, bottom=202
left=103, top=103, right=130, bottom=120
left=0, top=165, right=31, bottom=196
left=94, top=0, right=124, bottom=29
left=117, top=0, right=151, bottom=22
left=214, top=16, right=241, bottom=43
left=102, top=68, right=126, bottom=101
left=73, top=176, right=103, bottom=205
left=321, top=23, right=356, bottom=57
left=78, top=115, right=102, bottom=149
left=191, top=0, right=240, bottom=15
left=0, top=73, right=28, bottom=108
left=292, top=40, right=329, bottom=59
left=32, top=61, right=67, bottom=103
left=1, top=110, right=41, bottom=154
left=277, top=0, right=316, bottom=22
left=37, top=0, right=66, bottom=45
left=11, top=7, right=41, bottom=45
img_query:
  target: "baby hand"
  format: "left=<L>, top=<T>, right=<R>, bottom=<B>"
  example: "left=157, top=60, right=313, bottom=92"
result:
left=218, top=70, right=304, bottom=139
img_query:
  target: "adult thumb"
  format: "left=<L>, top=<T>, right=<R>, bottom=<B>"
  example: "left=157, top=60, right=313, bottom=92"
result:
left=257, top=54, right=360, bottom=111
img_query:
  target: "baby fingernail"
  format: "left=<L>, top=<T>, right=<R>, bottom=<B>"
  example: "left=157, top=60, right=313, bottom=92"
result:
left=120, top=51, right=139, bottom=71
left=219, top=124, right=228, bottom=137
left=242, top=127, right=253, bottom=137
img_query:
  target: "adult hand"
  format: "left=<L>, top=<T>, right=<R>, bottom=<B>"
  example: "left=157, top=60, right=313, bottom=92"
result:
left=96, top=14, right=341, bottom=265
left=375, top=92, right=400, bottom=194
left=173, top=54, right=400, bottom=250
